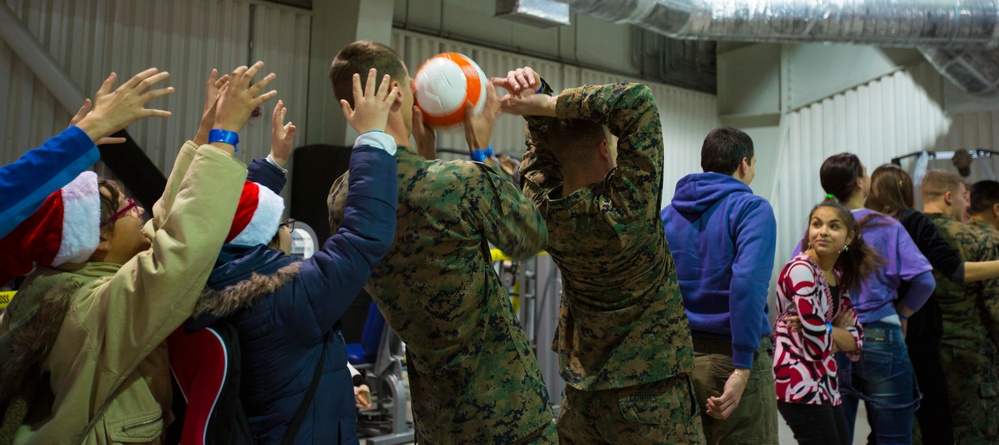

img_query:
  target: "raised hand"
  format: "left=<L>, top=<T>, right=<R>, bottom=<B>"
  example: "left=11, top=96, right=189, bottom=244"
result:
left=338, top=68, right=400, bottom=134
left=411, top=104, right=437, bottom=160
left=73, top=68, right=175, bottom=144
left=213, top=61, right=278, bottom=133
left=195, top=69, right=231, bottom=145
left=270, top=100, right=297, bottom=167
left=463, top=82, right=500, bottom=153
left=490, top=66, right=555, bottom=117
left=69, top=99, right=125, bottom=145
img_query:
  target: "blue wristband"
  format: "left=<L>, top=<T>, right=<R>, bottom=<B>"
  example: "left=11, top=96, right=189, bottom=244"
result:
left=209, top=129, right=239, bottom=151
left=470, top=146, right=493, bottom=162
left=826, top=321, right=834, bottom=333
left=536, top=84, right=544, bottom=94
left=899, top=313, right=909, bottom=321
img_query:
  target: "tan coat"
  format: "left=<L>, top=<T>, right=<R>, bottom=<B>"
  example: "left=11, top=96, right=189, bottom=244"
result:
left=1, top=142, right=246, bottom=445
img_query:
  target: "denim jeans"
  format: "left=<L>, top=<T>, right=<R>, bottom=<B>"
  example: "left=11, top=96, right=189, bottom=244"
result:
left=836, top=321, right=921, bottom=445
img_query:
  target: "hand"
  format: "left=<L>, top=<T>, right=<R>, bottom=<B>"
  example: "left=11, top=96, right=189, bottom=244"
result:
left=785, top=315, right=802, bottom=332
left=270, top=100, right=297, bottom=167
left=354, top=384, right=371, bottom=409
left=834, top=308, right=857, bottom=329
left=463, top=82, right=500, bottom=152
left=195, top=69, right=231, bottom=145
left=491, top=66, right=557, bottom=117
left=73, top=68, right=175, bottom=144
left=213, top=61, right=278, bottom=133
left=338, top=68, right=401, bottom=134
left=69, top=99, right=125, bottom=145
left=705, top=369, right=749, bottom=420
left=412, top=105, right=437, bottom=159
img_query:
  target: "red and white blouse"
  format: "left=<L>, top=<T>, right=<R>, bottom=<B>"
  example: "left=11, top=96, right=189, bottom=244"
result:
left=773, top=252, right=863, bottom=406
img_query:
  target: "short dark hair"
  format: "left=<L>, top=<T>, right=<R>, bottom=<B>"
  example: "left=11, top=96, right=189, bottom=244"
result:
left=329, top=40, right=406, bottom=108
left=700, top=127, right=754, bottom=174
left=970, top=180, right=999, bottom=215
left=549, top=118, right=607, bottom=167
left=921, top=169, right=963, bottom=202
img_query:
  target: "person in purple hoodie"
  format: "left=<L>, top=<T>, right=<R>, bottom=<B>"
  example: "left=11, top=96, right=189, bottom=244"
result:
left=661, top=127, right=778, bottom=444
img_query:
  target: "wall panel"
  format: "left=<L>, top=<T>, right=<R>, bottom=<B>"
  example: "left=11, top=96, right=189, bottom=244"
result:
left=770, top=62, right=951, bottom=271
left=1, top=0, right=311, bottom=185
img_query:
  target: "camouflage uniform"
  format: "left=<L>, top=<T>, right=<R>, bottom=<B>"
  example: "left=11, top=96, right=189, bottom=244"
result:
left=926, top=213, right=999, bottom=444
left=521, top=82, right=702, bottom=444
left=328, top=146, right=556, bottom=444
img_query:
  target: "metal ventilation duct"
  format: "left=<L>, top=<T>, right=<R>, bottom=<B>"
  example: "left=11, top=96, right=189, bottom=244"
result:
left=496, top=0, right=572, bottom=28
left=558, top=0, right=999, bottom=95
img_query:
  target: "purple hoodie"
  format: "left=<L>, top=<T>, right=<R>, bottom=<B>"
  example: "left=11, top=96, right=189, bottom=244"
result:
left=662, top=172, right=776, bottom=369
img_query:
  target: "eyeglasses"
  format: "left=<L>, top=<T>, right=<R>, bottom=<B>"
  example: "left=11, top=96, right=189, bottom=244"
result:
left=279, top=218, right=295, bottom=231
left=100, top=198, right=139, bottom=227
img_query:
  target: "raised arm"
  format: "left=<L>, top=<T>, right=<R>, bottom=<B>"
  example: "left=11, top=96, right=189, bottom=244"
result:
left=288, top=68, right=399, bottom=332
left=493, top=67, right=561, bottom=199
left=462, top=162, right=547, bottom=260
left=1, top=68, right=174, bottom=238
left=95, top=62, right=275, bottom=376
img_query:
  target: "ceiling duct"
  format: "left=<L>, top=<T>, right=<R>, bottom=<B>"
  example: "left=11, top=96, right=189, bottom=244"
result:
left=496, top=0, right=572, bottom=28
left=558, top=0, right=999, bottom=96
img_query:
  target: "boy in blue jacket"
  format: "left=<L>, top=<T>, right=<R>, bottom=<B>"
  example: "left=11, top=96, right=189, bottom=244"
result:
left=661, top=127, right=779, bottom=444
left=179, top=69, right=400, bottom=445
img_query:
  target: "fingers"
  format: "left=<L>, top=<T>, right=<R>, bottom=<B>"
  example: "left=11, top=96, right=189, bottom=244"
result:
left=524, top=66, right=537, bottom=86
left=351, top=72, right=363, bottom=101
left=122, top=67, right=158, bottom=89
left=142, top=86, right=175, bottom=102
left=208, top=69, right=219, bottom=87
left=389, top=87, right=402, bottom=113
left=255, top=89, right=278, bottom=106
left=95, top=72, right=117, bottom=99
left=272, top=100, right=285, bottom=127
left=366, top=69, right=381, bottom=98
left=69, top=99, right=93, bottom=127
left=248, top=72, right=277, bottom=98
left=216, top=74, right=230, bottom=88
left=243, top=61, right=264, bottom=83
left=340, top=99, right=353, bottom=119
left=97, top=137, right=127, bottom=145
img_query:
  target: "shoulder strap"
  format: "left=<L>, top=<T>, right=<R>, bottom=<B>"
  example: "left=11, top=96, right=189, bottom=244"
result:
left=280, top=333, right=329, bottom=445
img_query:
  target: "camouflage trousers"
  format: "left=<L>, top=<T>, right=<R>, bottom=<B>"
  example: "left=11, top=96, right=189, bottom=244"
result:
left=941, top=344, right=999, bottom=444
left=556, top=374, right=706, bottom=444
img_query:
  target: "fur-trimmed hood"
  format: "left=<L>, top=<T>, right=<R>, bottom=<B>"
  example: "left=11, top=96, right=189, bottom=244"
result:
left=185, top=244, right=301, bottom=330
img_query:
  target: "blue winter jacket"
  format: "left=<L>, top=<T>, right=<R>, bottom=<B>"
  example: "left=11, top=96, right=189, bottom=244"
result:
left=186, top=137, right=398, bottom=445
left=661, top=172, right=776, bottom=369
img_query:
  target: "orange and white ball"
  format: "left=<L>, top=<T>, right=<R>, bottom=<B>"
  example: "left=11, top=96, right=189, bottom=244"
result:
left=413, top=52, right=487, bottom=129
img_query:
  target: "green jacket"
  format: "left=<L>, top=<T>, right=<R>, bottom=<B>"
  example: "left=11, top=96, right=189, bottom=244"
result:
left=521, top=82, right=695, bottom=391
left=0, top=142, right=245, bottom=445
left=328, top=145, right=552, bottom=444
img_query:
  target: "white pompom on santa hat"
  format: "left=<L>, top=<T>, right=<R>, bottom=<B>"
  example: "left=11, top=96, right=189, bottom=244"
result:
left=0, top=171, right=101, bottom=284
left=226, top=180, right=285, bottom=246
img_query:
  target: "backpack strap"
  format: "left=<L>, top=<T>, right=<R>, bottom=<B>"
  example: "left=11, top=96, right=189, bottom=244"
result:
left=280, top=332, right=329, bottom=445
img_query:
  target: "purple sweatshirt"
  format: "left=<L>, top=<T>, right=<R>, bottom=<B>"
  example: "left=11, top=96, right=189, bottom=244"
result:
left=793, top=208, right=934, bottom=324
left=662, top=172, right=777, bottom=369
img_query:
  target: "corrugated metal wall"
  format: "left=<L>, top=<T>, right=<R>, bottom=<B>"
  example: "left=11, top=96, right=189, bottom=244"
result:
left=940, top=110, right=999, bottom=151
left=390, top=29, right=720, bottom=206
left=1, top=0, right=311, bottom=180
left=770, top=62, right=952, bottom=266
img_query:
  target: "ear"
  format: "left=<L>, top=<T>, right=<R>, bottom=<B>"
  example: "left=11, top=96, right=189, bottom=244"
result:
left=944, top=190, right=954, bottom=206
left=738, top=157, right=751, bottom=177
left=598, top=139, right=611, bottom=163
left=993, top=202, right=999, bottom=219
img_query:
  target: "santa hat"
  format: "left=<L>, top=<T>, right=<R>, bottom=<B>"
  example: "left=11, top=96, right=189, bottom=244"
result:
left=226, top=181, right=285, bottom=246
left=0, top=171, right=101, bottom=284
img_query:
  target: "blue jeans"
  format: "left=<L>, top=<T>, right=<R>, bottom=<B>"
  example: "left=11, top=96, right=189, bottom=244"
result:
left=836, top=321, right=921, bottom=445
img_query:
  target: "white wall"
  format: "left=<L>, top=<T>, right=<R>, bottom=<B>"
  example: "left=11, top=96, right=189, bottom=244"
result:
left=1, top=0, right=312, bottom=198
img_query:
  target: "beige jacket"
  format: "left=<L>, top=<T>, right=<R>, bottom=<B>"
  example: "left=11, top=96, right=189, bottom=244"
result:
left=2, top=142, right=245, bottom=444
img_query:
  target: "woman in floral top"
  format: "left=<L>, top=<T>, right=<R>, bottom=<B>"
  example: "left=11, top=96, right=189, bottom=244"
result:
left=773, top=199, right=880, bottom=445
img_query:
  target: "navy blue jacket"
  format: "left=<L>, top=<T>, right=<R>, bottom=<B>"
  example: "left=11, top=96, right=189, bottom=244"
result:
left=187, top=142, right=397, bottom=445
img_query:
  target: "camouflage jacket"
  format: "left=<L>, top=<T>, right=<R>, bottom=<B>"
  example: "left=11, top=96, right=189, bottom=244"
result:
left=328, top=144, right=552, bottom=443
left=520, top=82, right=695, bottom=391
left=926, top=213, right=999, bottom=350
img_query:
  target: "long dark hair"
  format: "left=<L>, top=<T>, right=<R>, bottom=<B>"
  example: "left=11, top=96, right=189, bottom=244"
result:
left=866, top=164, right=914, bottom=219
left=801, top=199, right=884, bottom=291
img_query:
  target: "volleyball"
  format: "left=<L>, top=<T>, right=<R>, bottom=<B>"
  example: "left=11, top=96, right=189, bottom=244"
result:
left=413, top=52, right=487, bottom=129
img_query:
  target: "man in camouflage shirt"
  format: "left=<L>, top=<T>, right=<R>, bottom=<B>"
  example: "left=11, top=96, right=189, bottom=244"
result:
left=921, top=169, right=999, bottom=443
left=326, top=41, right=555, bottom=444
left=495, top=67, right=703, bottom=444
